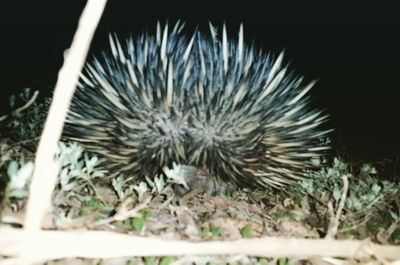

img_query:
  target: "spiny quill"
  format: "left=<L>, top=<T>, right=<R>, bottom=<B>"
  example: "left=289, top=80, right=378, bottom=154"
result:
left=64, top=22, right=331, bottom=189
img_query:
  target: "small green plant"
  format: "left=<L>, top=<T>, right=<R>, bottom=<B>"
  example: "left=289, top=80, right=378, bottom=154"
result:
left=79, top=197, right=106, bottom=217
left=144, top=256, right=156, bottom=265
left=0, top=89, right=49, bottom=204
left=57, top=141, right=106, bottom=194
left=1, top=140, right=114, bottom=218
left=0, top=136, right=34, bottom=203
left=225, top=185, right=238, bottom=198
left=278, top=257, right=293, bottom=265
left=293, top=157, right=400, bottom=242
left=201, top=223, right=222, bottom=237
left=6, top=88, right=49, bottom=140
left=159, top=256, right=175, bottom=265
left=240, top=224, right=252, bottom=238
left=128, top=162, right=191, bottom=201
left=6, top=159, right=34, bottom=199
left=112, top=175, right=134, bottom=201
left=126, top=208, right=152, bottom=232
left=143, top=256, right=174, bottom=265
left=255, top=258, right=269, bottom=265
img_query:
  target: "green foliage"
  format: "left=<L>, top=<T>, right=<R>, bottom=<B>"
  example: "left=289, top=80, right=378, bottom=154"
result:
left=1, top=140, right=109, bottom=215
left=0, top=88, right=49, bottom=201
left=240, top=224, right=252, bottom=238
left=292, top=157, right=400, bottom=241
left=159, top=256, right=175, bottom=265
left=277, top=257, right=293, bottom=265
left=143, top=256, right=175, bottom=265
left=255, top=258, right=269, bottom=265
left=79, top=197, right=105, bottom=217
left=144, top=257, right=156, bottom=265
left=302, top=158, right=399, bottom=215
left=162, top=162, right=189, bottom=188
left=6, top=160, right=33, bottom=199
left=126, top=162, right=192, bottom=201
left=225, top=185, right=238, bottom=198
left=0, top=141, right=33, bottom=200
left=112, top=175, right=135, bottom=201
left=6, top=88, right=49, bottom=140
left=57, top=141, right=106, bottom=194
left=124, top=208, right=152, bottom=232
left=201, top=223, right=222, bottom=237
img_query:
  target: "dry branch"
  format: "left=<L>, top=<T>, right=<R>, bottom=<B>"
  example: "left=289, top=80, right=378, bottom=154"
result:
left=0, top=90, right=39, bottom=123
left=23, top=0, right=107, bottom=232
left=1, top=227, right=399, bottom=263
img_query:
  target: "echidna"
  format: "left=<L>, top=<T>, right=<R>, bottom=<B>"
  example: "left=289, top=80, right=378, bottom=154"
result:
left=64, top=22, right=330, bottom=189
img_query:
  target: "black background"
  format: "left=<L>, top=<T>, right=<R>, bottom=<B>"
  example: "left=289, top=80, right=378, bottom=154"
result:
left=0, top=2, right=399, bottom=171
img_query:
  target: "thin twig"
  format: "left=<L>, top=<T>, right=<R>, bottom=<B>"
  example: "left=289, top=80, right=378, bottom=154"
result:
left=326, top=174, right=349, bottom=239
left=89, top=196, right=152, bottom=228
left=0, top=90, right=39, bottom=122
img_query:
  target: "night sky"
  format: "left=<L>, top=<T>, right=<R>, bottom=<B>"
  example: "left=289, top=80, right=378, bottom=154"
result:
left=0, top=2, right=399, bottom=172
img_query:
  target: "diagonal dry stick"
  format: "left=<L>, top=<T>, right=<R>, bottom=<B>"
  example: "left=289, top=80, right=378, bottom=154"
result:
left=23, top=0, right=108, bottom=232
